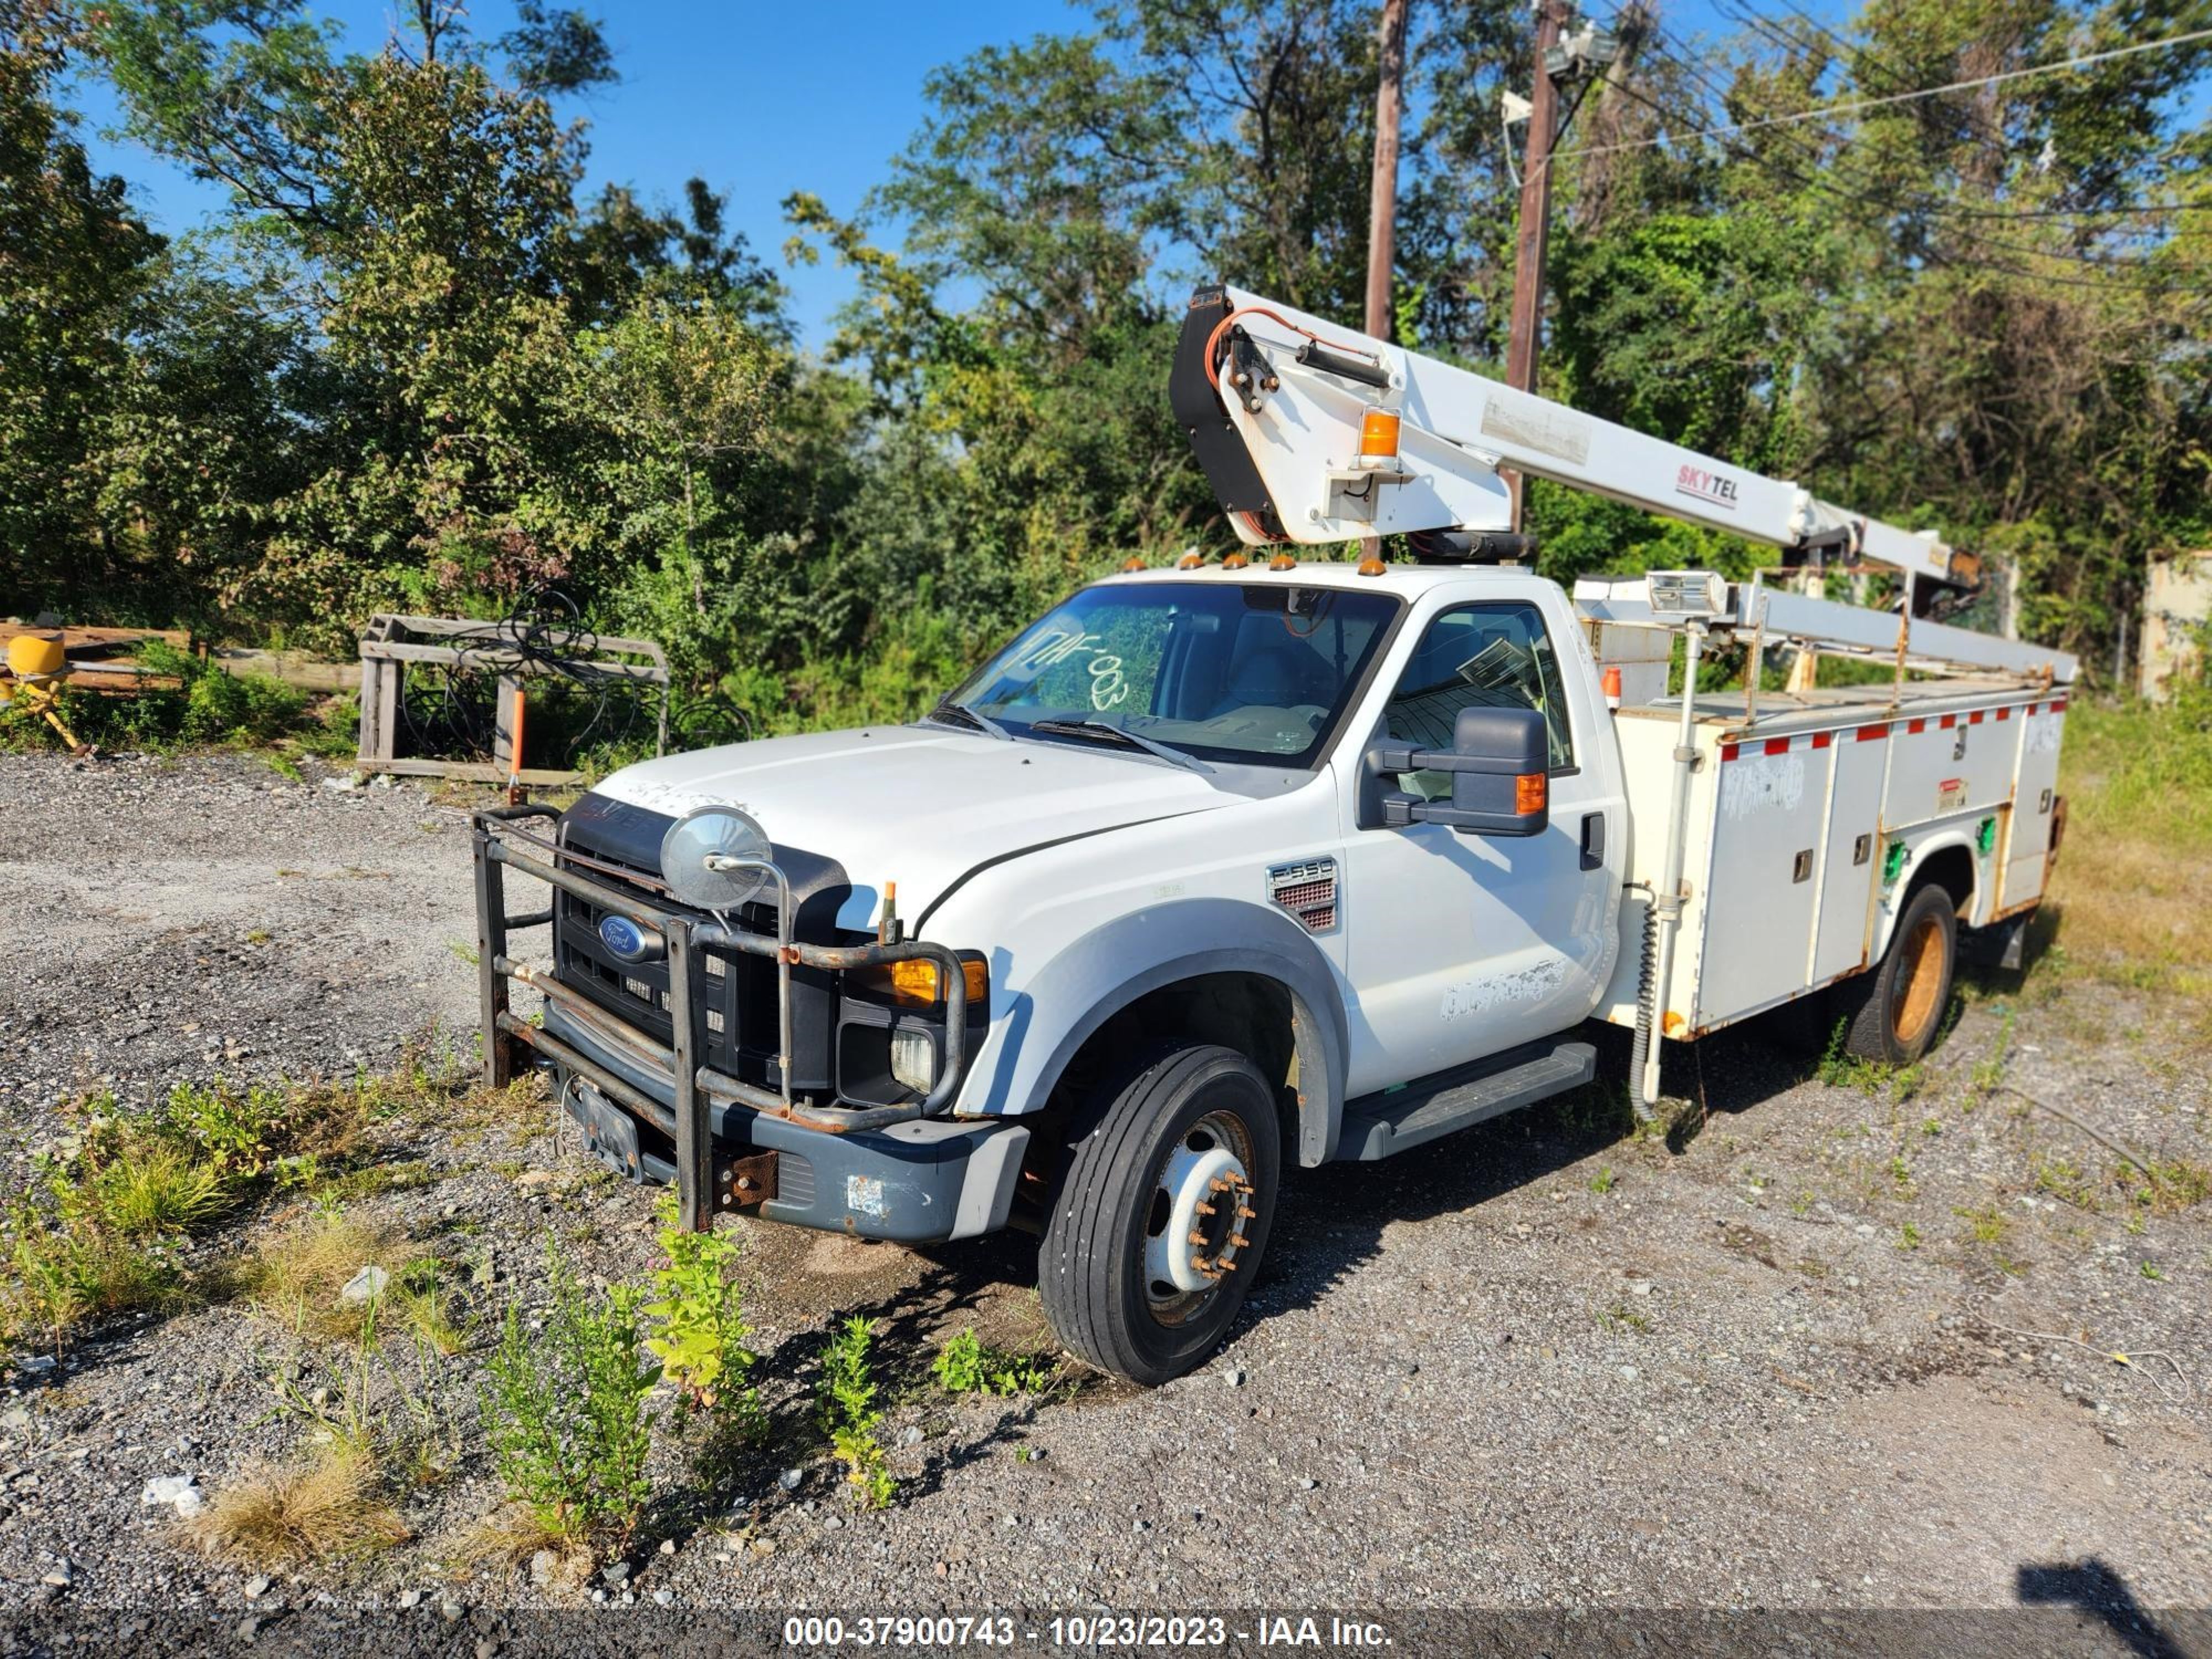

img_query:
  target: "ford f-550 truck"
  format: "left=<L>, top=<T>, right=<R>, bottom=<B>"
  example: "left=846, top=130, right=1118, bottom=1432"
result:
left=468, top=286, right=2074, bottom=1384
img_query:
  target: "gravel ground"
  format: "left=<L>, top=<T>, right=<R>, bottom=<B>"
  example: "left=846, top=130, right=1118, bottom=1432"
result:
left=0, top=753, right=2207, bottom=1632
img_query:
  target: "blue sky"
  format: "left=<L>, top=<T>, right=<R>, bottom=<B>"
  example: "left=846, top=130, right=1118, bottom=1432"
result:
left=63, top=0, right=1839, bottom=348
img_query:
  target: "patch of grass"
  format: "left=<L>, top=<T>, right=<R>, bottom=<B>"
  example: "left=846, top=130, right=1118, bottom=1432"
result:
left=1968, top=1006, right=2017, bottom=1104
left=1955, top=1206, right=2010, bottom=1246
left=2046, top=697, right=2212, bottom=999
left=189, top=1445, right=408, bottom=1567
left=91, top=1141, right=233, bottom=1237
left=481, top=1241, right=656, bottom=1545
left=238, top=1213, right=463, bottom=1353
left=2120, top=1158, right=2212, bottom=1217
left=1815, top=1021, right=1923, bottom=1100
left=930, top=1328, right=1060, bottom=1398
left=818, top=1316, right=894, bottom=1510
left=312, top=1160, right=440, bottom=1206
left=1588, top=1166, right=1616, bottom=1195
left=1594, top=1302, right=1653, bottom=1335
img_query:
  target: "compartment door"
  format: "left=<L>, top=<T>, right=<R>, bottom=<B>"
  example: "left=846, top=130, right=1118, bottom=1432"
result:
left=1812, top=734, right=1888, bottom=982
left=2002, top=702, right=2067, bottom=907
left=1698, top=739, right=1834, bottom=1025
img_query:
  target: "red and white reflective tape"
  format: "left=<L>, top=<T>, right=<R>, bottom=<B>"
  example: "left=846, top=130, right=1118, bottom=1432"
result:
left=1718, top=697, right=2064, bottom=762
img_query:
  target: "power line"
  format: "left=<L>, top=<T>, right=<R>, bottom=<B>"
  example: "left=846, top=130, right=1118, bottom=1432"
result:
left=1557, top=23, right=2212, bottom=161
left=1584, top=36, right=2212, bottom=295
left=1599, top=15, right=2208, bottom=267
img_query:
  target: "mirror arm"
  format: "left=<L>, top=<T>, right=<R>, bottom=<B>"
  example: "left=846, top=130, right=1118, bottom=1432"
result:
left=1382, top=795, right=1508, bottom=830
left=1372, top=744, right=1530, bottom=778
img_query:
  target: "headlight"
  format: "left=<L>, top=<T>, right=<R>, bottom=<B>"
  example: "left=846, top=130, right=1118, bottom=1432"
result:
left=890, top=1029, right=937, bottom=1093
left=851, top=956, right=988, bottom=1011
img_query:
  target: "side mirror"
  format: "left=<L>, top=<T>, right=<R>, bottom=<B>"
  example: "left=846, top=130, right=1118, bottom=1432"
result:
left=1376, top=706, right=1550, bottom=837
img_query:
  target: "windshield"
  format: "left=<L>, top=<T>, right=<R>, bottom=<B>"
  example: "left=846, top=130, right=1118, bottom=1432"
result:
left=946, top=581, right=1402, bottom=768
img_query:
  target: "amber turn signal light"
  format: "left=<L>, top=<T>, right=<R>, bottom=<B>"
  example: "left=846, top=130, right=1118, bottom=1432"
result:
left=1515, top=773, right=1547, bottom=815
left=853, top=957, right=988, bottom=1010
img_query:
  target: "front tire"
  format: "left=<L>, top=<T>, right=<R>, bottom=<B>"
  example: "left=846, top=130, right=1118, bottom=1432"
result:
left=1839, top=880, right=1958, bottom=1065
left=1039, top=1045, right=1281, bottom=1386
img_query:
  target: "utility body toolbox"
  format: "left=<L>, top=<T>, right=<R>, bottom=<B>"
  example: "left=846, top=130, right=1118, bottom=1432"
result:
left=1595, top=680, right=2068, bottom=1040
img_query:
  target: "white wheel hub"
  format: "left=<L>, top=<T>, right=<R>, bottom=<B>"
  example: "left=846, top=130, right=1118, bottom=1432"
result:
left=1145, top=1137, right=1254, bottom=1296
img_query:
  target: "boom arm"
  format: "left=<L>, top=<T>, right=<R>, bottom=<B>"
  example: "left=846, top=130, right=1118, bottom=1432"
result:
left=1171, top=285, right=1979, bottom=590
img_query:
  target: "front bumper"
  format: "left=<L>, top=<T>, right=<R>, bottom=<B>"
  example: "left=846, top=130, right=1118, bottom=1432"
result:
left=542, top=998, right=1029, bottom=1242
left=470, top=804, right=1018, bottom=1238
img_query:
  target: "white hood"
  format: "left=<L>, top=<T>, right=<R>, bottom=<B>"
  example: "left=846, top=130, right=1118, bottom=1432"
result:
left=594, top=724, right=1231, bottom=931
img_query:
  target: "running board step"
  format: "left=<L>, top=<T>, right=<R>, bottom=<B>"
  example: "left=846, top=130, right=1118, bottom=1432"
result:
left=1338, top=1038, right=1597, bottom=1161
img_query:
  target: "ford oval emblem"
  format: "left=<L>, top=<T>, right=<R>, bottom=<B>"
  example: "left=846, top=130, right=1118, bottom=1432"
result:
left=597, top=914, right=658, bottom=963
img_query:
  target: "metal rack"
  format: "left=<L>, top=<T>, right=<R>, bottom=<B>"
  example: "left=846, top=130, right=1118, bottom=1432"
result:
left=469, top=805, right=968, bottom=1230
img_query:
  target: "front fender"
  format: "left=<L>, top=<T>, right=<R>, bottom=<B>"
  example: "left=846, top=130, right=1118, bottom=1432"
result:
left=955, top=899, right=1351, bottom=1167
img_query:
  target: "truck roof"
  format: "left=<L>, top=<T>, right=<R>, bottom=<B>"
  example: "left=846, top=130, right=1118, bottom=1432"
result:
left=1094, top=559, right=1530, bottom=592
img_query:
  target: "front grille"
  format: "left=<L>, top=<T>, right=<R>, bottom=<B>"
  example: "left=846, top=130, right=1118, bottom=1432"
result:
left=552, top=820, right=832, bottom=1093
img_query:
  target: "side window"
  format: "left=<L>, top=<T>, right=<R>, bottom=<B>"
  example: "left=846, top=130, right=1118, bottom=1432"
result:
left=1384, top=602, right=1574, bottom=800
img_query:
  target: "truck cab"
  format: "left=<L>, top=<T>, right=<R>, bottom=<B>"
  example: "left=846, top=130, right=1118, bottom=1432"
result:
left=473, top=560, right=1631, bottom=1383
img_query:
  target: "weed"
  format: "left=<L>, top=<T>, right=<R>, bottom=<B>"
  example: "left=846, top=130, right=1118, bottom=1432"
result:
left=1887, top=1155, right=1914, bottom=1194
left=930, top=1328, right=1058, bottom=1397
left=481, top=1243, right=656, bottom=1543
left=245, top=926, right=274, bottom=945
left=1816, top=1021, right=1920, bottom=1099
left=1898, top=1222, right=1922, bottom=1250
left=1955, top=1207, right=2010, bottom=1246
left=1969, top=1005, right=2017, bottom=1103
left=90, top=1141, right=231, bottom=1237
left=189, top=1445, right=407, bottom=1566
left=1594, top=1302, right=1652, bottom=1335
left=447, top=941, right=480, bottom=968
left=240, top=1214, right=427, bottom=1343
left=1920, top=1116, right=1943, bottom=1138
left=2119, top=1158, right=2212, bottom=1216
left=817, top=1316, right=894, bottom=1510
left=1588, top=1166, right=1616, bottom=1195
left=2140, top=1260, right=2165, bottom=1281
left=642, top=1191, right=761, bottom=1432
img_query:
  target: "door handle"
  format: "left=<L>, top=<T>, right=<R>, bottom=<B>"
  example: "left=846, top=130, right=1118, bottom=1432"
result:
left=1579, top=811, right=1605, bottom=871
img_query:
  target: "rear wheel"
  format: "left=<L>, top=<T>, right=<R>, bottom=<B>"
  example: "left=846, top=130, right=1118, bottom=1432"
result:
left=1039, top=1045, right=1280, bottom=1386
left=1839, top=880, right=1958, bottom=1065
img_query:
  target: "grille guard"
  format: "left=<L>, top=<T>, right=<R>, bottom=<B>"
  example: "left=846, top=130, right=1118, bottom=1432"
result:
left=470, top=803, right=971, bottom=1230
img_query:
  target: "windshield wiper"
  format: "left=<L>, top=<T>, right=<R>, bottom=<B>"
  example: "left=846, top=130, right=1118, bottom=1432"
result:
left=1030, top=718, right=1213, bottom=775
left=925, top=698, right=1012, bottom=741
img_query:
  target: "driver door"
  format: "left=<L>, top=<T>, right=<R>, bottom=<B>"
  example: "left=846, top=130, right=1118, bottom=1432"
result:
left=1338, top=593, right=1620, bottom=1095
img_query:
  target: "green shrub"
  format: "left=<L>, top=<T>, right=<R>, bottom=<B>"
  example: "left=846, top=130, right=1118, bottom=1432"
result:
left=642, top=1191, right=761, bottom=1432
left=481, top=1243, right=658, bottom=1542
left=816, top=1316, right=894, bottom=1510
left=930, top=1328, right=1057, bottom=1397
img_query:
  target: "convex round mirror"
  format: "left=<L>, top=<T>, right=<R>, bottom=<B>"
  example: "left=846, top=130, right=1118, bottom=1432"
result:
left=660, top=805, right=773, bottom=911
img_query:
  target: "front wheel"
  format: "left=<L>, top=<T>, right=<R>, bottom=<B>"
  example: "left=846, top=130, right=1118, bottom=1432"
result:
left=1039, top=1045, right=1281, bottom=1386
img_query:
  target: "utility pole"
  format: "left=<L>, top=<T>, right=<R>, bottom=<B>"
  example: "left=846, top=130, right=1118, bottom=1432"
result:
left=1365, top=0, right=1412, bottom=342
left=1503, top=0, right=1570, bottom=532
left=1363, top=0, right=1411, bottom=566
